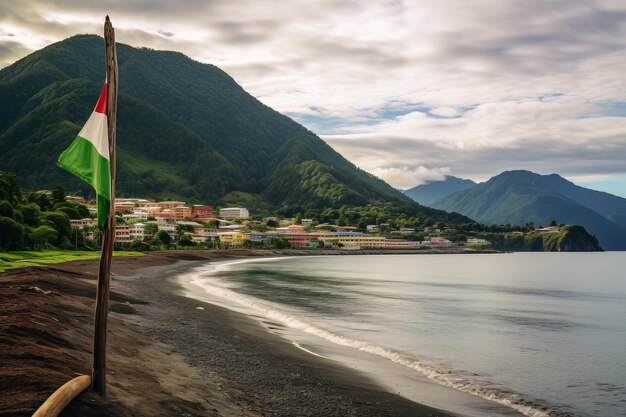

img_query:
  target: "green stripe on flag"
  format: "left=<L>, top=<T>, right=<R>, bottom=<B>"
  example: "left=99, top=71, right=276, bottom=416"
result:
left=58, top=135, right=111, bottom=229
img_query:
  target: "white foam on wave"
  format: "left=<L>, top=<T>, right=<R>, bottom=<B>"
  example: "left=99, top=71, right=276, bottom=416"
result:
left=183, top=259, right=554, bottom=417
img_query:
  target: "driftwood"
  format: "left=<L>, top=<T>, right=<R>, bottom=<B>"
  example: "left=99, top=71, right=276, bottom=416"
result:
left=31, top=375, right=91, bottom=417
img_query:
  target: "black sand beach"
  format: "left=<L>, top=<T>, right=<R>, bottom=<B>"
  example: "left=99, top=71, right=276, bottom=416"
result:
left=1, top=250, right=457, bottom=416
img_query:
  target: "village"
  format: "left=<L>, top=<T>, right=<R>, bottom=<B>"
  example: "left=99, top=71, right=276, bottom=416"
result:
left=65, top=196, right=488, bottom=250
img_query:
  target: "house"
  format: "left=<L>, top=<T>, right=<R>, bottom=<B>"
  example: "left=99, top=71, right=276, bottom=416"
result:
left=192, top=227, right=218, bottom=243
left=335, top=226, right=358, bottom=233
left=173, top=206, right=192, bottom=219
left=158, top=201, right=186, bottom=210
left=383, top=239, right=421, bottom=249
left=246, top=233, right=272, bottom=245
left=275, top=224, right=305, bottom=233
left=129, top=223, right=156, bottom=240
left=429, top=237, right=453, bottom=247
left=114, top=201, right=135, bottom=212
left=278, top=233, right=319, bottom=248
left=218, top=231, right=245, bottom=247
left=467, top=238, right=488, bottom=245
left=192, top=205, right=213, bottom=217
left=70, top=218, right=97, bottom=229
left=219, top=207, right=250, bottom=219
left=218, top=224, right=244, bottom=232
left=317, top=235, right=388, bottom=250
left=122, top=211, right=148, bottom=222
left=114, top=224, right=132, bottom=243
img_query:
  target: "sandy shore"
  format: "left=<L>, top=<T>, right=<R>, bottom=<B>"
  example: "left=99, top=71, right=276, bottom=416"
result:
left=1, top=250, right=456, bottom=417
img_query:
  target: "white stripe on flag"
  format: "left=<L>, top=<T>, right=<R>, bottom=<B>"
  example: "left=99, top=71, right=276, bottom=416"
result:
left=77, top=112, right=109, bottom=159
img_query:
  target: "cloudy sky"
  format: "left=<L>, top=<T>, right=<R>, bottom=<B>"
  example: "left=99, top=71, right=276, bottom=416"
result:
left=2, top=0, right=626, bottom=196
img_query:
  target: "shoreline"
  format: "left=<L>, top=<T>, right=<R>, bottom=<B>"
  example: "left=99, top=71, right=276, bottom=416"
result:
left=176, top=255, right=529, bottom=417
left=1, top=250, right=459, bottom=416
left=117, top=253, right=461, bottom=416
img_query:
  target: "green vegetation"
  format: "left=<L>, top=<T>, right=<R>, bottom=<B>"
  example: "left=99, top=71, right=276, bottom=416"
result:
left=0, top=250, right=143, bottom=273
left=0, top=34, right=470, bottom=227
left=469, top=225, right=602, bottom=252
left=0, top=171, right=93, bottom=251
left=432, top=170, right=626, bottom=250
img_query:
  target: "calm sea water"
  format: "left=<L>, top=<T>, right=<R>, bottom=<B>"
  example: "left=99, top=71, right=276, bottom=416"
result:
left=184, top=253, right=626, bottom=417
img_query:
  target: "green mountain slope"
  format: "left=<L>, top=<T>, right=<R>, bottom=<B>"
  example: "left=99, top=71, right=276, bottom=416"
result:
left=432, top=170, right=626, bottom=250
left=0, top=34, right=467, bottom=223
left=403, top=176, right=476, bottom=206
left=541, top=174, right=626, bottom=230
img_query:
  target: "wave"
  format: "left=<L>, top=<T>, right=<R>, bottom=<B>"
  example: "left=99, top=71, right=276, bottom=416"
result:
left=183, top=259, right=563, bottom=417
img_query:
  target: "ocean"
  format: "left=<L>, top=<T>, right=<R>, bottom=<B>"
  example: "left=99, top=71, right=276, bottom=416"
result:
left=182, top=253, right=626, bottom=417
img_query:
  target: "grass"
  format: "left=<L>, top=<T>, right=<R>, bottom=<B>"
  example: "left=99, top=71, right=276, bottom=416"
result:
left=0, top=250, right=144, bottom=273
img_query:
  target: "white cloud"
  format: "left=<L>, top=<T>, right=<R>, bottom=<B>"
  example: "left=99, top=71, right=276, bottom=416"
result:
left=2, top=0, right=626, bottom=190
left=370, top=166, right=451, bottom=190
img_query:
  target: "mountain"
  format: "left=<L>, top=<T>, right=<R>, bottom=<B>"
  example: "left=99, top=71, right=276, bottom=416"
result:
left=403, top=176, right=476, bottom=206
left=540, top=174, right=626, bottom=231
left=432, top=170, right=626, bottom=250
left=0, top=35, right=469, bottom=223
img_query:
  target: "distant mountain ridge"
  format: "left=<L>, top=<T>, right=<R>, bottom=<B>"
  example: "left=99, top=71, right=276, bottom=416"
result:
left=403, top=176, right=476, bottom=206
left=430, top=170, right=626, bottom=250
left=0, top=34, right=469, bottom=224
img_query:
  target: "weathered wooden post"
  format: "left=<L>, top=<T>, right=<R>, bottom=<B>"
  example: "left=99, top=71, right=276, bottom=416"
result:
left=92, top=15, right=118, bottom=398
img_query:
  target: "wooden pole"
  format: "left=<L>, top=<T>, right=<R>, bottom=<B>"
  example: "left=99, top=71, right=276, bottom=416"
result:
left=92, top=15, right=118, bottom=398
left=31, top=376, right=92, bottom=417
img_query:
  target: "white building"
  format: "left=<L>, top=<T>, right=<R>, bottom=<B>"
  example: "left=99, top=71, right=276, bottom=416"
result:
left=114, top=224, right=132, bottom=243
left=70, top=218, right=97, bottom=229
left=129, top=223, right=156, bottom=241
left=122, top=211, right=149, bottom=222
left=219, top=207, right=250, bottom=219
left=467, top=238, right=488, bottom=245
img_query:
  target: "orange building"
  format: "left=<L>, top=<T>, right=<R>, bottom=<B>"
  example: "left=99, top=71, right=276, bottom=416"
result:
left=192, top=205, right=213, bottom=217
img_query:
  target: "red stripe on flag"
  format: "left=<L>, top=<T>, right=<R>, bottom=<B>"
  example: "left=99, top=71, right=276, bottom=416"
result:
left=94, top=83, right=108, bottom=114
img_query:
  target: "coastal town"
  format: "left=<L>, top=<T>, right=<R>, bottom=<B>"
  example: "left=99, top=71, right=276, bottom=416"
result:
left=65, top=196, right=482, bottom=250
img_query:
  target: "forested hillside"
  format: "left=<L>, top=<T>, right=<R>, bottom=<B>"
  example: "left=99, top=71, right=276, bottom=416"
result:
left=0, top=35, right=468, bottom=223
left=432, top=170, right=626, bottom=250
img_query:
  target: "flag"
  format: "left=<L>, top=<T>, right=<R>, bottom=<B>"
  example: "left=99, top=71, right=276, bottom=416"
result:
left=58, top=83, right=111, bottom=229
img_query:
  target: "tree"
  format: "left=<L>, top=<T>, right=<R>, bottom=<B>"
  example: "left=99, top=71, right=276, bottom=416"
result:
left=51, top=186, right=66, bottom=204
left=29, top=192, right=52, bottom=211
left=0, top=172, right=20, bottom=203
left=19, top=203, right=41, bottom=227
left=266, top=219, right=278, bottom=228
left=176, top=223, right=194, bottom=234
left=0, top=200, right=14, bottom=218
left=178, top=233, right=195, bottom=247
left=57, top=206, right=82, bottom=220
left=30, top=226, right=58, bottom=249
left=0, top=217, right=22, bottom=250
left=203, top=220, right=219, bottom=228
left=294, top=213, right=302, bottom=225
left=143, top=223, right=159, bottom=240
left=129, top=238, right=150, bottom=251
left=155, top=230, right=172, bottom=246
left=270, top=237, right=290, bottom=249
left=41, top=211, right=72, bottom=242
